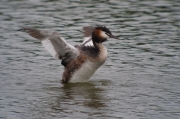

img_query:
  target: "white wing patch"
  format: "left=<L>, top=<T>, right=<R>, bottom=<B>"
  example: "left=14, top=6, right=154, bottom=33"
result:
left=82, top=37, right=94, bottom=46
left=41, top=39, right=59, bottom=58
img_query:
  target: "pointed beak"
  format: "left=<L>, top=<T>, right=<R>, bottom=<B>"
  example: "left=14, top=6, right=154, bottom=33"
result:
left=106, top=33, right=120, bottom=40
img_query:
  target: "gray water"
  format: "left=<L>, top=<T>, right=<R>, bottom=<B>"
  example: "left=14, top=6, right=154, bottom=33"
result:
left=0, top=0, right=180, bottom=119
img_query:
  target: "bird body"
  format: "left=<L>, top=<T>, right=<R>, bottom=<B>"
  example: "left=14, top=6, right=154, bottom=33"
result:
left=67, top=43, right=108, bottom=83
left=22, top=26, right=119, bottom=83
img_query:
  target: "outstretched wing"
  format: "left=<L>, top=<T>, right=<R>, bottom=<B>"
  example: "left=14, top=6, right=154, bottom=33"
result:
left=82, top=26, right=95, bottom=46
left=22, top=27, right=79, bottom=62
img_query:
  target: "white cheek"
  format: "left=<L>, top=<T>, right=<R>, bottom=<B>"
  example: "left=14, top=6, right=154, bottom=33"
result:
left=100, top=31, right=109, bottom=39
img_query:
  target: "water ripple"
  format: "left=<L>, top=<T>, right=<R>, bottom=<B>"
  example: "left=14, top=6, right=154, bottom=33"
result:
left=0, top=0, right=180, bottom=119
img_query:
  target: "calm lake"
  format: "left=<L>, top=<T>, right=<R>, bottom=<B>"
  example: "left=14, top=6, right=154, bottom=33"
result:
left=0, top=0, right=180, bottom=119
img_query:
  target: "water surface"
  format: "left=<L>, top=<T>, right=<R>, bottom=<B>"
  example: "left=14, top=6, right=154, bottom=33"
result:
left=0, top=0, right=180, bottom=119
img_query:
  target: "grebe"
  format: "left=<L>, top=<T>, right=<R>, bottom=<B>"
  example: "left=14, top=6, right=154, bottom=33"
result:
left=22, top=26, right=119, bottom=83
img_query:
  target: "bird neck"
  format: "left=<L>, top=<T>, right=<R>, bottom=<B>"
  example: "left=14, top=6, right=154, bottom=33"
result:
left=91, top=30, right=107, bottom=51
left=92, top=30, right=105, bottom=43
left=92, top=40, right=105, bottom=52
left=92, top=35, right=101, bottom=44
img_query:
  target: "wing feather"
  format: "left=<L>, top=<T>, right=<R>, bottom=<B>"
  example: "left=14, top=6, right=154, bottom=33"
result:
left=82, top=26, right=95, bottom=46
left=22, top=27, right=79, bottom=60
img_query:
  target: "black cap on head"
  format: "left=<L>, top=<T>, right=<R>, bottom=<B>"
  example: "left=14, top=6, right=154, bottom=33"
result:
left=95, top=26, right=112, bottom=35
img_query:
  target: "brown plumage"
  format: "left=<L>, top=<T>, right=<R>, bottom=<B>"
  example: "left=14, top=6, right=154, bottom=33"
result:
left=62, top=54, right=87, bottom=83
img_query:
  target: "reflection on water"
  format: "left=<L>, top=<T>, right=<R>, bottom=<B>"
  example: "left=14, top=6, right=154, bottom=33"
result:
left=49, top=83, right=106, bottom=110
left=32, top=82, right=110, bottom=118
left=61, top=83, right=106, bottom=108
left=0, top=0, right=180, bottom=119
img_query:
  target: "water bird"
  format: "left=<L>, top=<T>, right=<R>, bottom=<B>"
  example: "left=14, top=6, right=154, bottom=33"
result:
left=22, top=26, right=119, bottom=83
